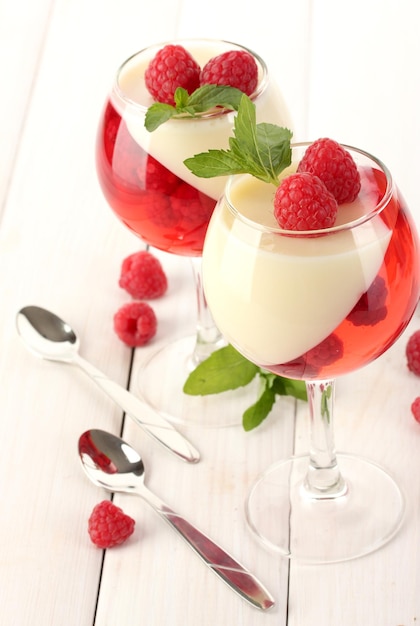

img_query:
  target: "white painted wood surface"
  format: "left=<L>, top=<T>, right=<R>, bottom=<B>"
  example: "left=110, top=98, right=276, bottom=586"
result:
left=1, top=0, right=419, bottom=624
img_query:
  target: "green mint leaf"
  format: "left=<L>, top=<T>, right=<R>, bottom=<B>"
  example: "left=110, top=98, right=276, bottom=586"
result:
left=183, top=344, right=259, bottom=395
left=173, top=87, right=190, bottom=109
left=321, top=386, right=332, bottom=422
left=184, top=84, right=244, bottom=112
left=184, top=150, right=248, bottom=179
left=145, top=85, right=244, bottom=132
left=183, top=344, right=307, bottom=431
left=145, top=103, right=177, bottom=131
left=255, top=123, right=292, bottom=179
left=184, top=94, right=292, bottom=185
left=242, top=379, right=276, bottom=431
left=271, top=375, right=307, bottom=402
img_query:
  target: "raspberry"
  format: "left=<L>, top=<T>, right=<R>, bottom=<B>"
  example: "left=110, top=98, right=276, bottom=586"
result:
left=136, top=155, right=180, bottom=196
left=297, top=138, right=361, bottom=204
left=139, top=190, right=177, bottom=229
left=274, top=172, right=338, bottom=230
left=411, top=397, right=420, bottom=423
left=88, top=500, right=135, bottom=548
left=119, top=251, right=168, bottom=299
left=346, top=276, right=388, bottom=326
left=200, top=50, right=258, bottom=95
left=406, top=330, right=420, bottom=376
left=170, top=182, right=215, bottom=224
left=308, top=333, right=344, bottom=365
left=114, top=301, right=157, bottom=347
left=145, top=44, right=201, bottom=105
left=280, top=333, right=343, bottom=379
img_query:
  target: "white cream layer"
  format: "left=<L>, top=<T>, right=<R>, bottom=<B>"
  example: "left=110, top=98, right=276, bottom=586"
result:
left=111, top=41, right=292, bottom=200
left=202, top=175, right=392, bottom=366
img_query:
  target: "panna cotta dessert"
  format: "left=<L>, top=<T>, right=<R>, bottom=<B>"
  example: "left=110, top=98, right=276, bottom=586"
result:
left=114, top=40, right=291, bottom=200
left=204, top=173, right=390, bottom=366
left=96, top=39, right=292, bottom=255
left=200, top=136, right=420, bottom=380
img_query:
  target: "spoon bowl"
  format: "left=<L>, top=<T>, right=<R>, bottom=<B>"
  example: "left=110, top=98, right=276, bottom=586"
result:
left=16, top=305, right=79, bottom=361
left=16, top=305, right=200, bottom=463
left=79, top=428, right=275, bottom=611
left=79, top=428, right=145, bottom=492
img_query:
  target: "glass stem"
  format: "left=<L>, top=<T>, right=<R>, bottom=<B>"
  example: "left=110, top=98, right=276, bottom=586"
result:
left=302, top=380, right=348, bottom=499
left=189, top=257, right=225, bottom=368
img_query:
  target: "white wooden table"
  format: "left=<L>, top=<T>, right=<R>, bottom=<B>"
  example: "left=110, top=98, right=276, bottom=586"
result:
left=1, top=1, right=420, bottom=624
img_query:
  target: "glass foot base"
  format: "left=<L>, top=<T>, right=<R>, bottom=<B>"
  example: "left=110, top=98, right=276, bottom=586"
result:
left=245, top=453, right=405, bottom=563
left=137, top=334, right=259, bottom=428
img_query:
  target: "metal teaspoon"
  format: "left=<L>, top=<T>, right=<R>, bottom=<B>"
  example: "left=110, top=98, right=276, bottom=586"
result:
left=78, top=428, right=275, bottom=611
left=16, top=305, right=200, bottom=463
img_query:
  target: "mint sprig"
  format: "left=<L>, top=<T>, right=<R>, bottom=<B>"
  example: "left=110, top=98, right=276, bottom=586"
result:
left=145, top=85, right=245, bottom=131
left=183, top=344, right=307, bottom=431
left=184, top=94, right=292, bottom=185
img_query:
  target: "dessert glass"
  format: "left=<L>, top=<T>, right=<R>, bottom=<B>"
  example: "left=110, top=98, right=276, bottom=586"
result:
left=202, top=143, right=420, bottom=561
left=96, top=39, right=291, bottom=427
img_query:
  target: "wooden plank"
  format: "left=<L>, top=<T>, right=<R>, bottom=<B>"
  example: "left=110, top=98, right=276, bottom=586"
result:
left=0, top=0, right=53, bottom=209
left=1, top=0, right=420, bottom=623
left=94, top=251, right=296, bottom=625
left=306, top=0, right=420, bottom=230
left=289, top=312, right=420, bottom=623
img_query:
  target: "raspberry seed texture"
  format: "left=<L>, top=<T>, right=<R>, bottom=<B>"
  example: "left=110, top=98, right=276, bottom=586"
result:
left=297, top=138, right=361, bottom=204
left=406, top=330, right=420, bottom=376
left=114, top=301, right=157, bottom=347
left=119, top=251, right=168, bottom=299
left=145, top=44, right=201, bottom=105
left=274, top=172, right=338, bottom=230
left=411, top=397, right=420, bottom=423
left=88, top=500, right=135, bottom=548
left=200, top=50, right=258, bottom=95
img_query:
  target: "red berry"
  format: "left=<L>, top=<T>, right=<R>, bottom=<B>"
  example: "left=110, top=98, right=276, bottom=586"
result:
left=170, top=183, right=215, bottom=224
left=280, top=333, right=343, bottom=379
left=145, top=44, right=201, bottom=105
left=119, top=251, right=168, bottom=299
left=406, top=330, right=420, bottom=376
left=200, top=50, right=258, bottom=95
left=411, top=397, right=420, bottom=423
left=274, top=172, right=338, bottom=230
left=114, top=301, right=157, bottom=347
left=136, top=154, right=180, bottom=196
left=346, top=275, right=388, bottom=326
left=307, top=333, right=344, bottom=367
left=297, top=138, right=361, bottom=204
left=88, top=500, right=135, bottom=548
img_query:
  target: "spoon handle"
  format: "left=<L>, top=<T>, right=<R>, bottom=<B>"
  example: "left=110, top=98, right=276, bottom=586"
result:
left=73, top=354, right=200, bottom=463
left=139, top=487, right=275, bottom=611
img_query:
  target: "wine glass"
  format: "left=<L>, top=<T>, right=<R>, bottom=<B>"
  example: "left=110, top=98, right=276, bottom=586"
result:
left=202, top=142, right=420, bottom=562
left=95, top=39, right=291, bottom=427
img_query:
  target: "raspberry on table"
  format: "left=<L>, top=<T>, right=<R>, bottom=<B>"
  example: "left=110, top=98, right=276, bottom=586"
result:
left=297, top=138, right=361, bottom=204
left=119, top=251, right=168, bottom=299
left=88, top=500, right=135, bottom=548
left=200, top=50, right=258, bottom=95
left=114, top=301, right=157, bottom=347
left=411, top=397, right=420, bottom=423
left=274, top=172, right=338, bottom=230
left=145, top=44, right=201, bottom=105
left=406, top=330, right=420, bottom=376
